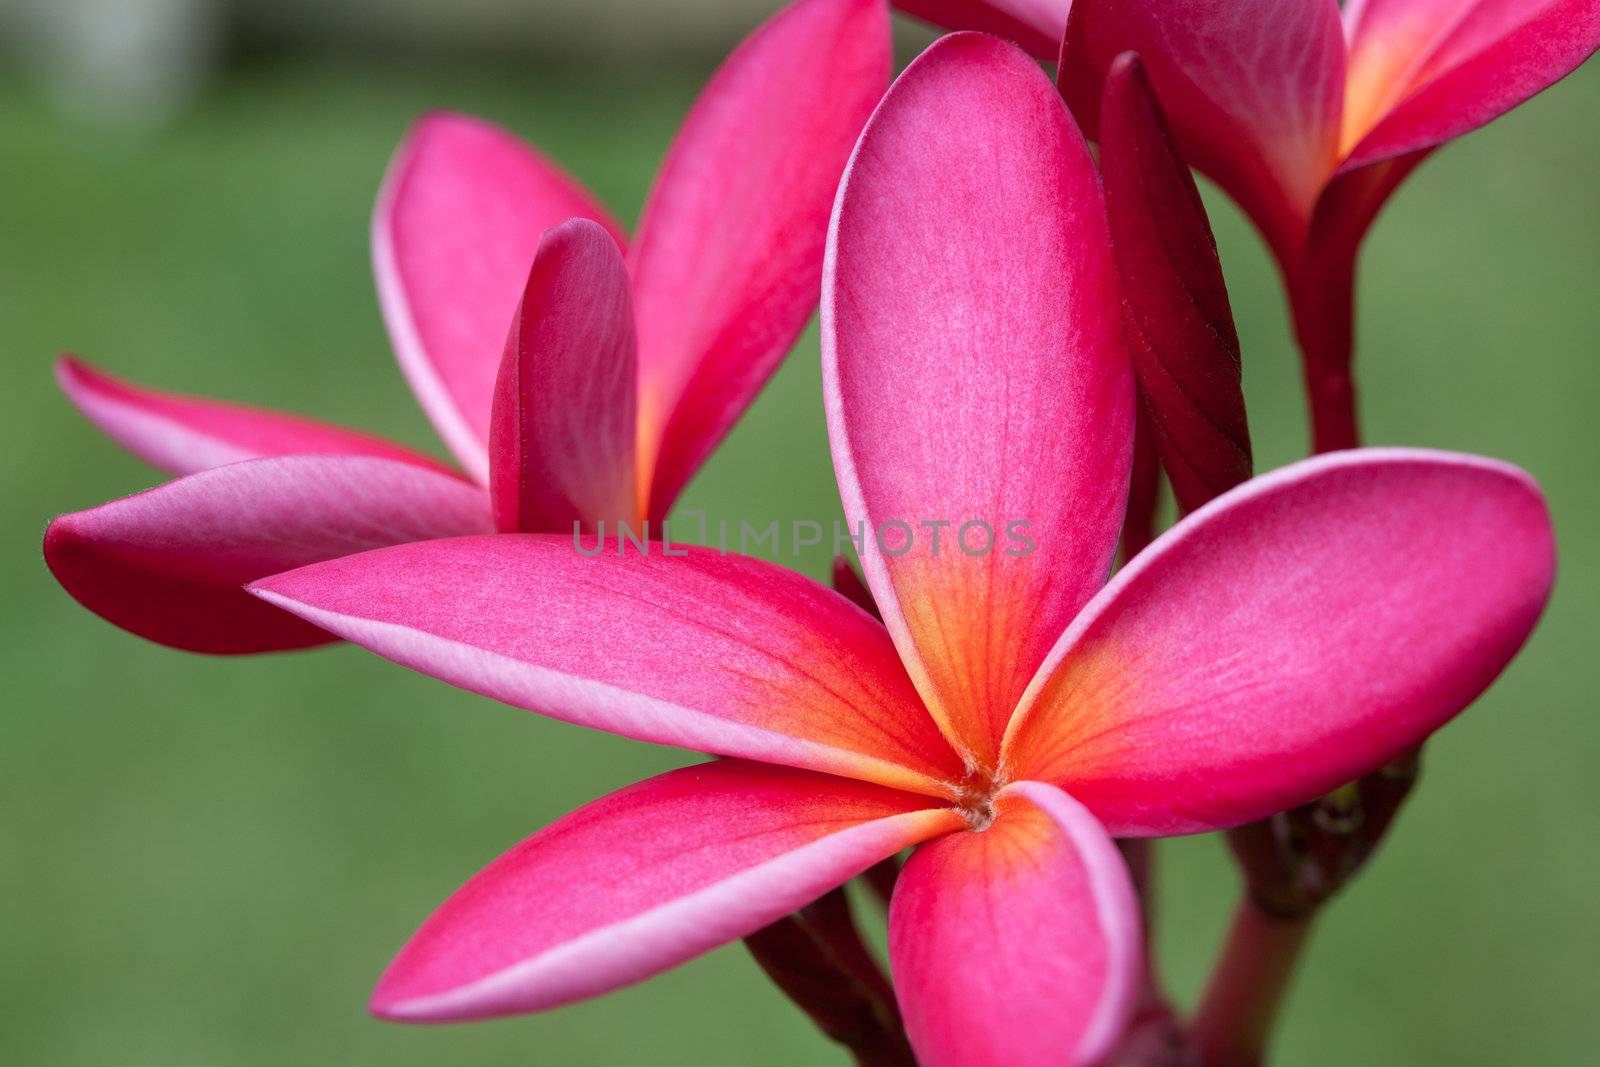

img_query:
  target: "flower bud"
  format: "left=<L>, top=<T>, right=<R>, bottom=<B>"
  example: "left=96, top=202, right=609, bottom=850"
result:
left=1099, top=51, right=1252, bottom=514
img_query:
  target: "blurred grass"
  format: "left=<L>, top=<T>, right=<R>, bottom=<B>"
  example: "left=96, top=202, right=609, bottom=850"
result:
left=2, top=44, right=1597, bottom=1067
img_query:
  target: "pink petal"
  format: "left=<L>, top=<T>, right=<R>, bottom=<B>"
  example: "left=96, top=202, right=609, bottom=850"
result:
left=489, top=219, right=638, bottom=533
left=56, top=356, right=450, bottom=477
left=629, top=0, right=890, bottom=518
left=1098, top=52, right=1252, bottom=514
left=374, top=112, right=625, bottom=482
left=1342, top=0, right=1600, bottom=170
left=1341, top=0, right=1487, bottom=145
left=1002, top=449, right=1556, bottom=837
left=44, top=456, right=492, bottom=654
left=889, top=781, right=1141, bottom=1067
left=371, top=759, right=964, bottom=1020
left=250, top=536, right=966, bottom=795
left=891, top=0, right=1067, bottom=58
left=1062, top=0, right=1349, bottom=256
left=824, top=33, right=1133, bottom=767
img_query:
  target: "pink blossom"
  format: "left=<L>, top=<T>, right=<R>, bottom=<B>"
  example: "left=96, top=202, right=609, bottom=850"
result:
left=900, top=0, right=1600, bottom=448
left=44, top=0, right=890, bottom=653
left=248, top=36, right=1555, bottom=1065
left=901, top=0, right=1598, bottom=257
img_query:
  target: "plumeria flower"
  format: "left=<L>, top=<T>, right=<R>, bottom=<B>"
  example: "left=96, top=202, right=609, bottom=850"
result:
left=900, top=0, right=1600, bottom=448
left=247, top=35, right=1555, bottom=1065
left=43, top=0, right=889, bottom=653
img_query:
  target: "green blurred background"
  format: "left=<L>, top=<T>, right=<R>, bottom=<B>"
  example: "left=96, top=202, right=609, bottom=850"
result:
left=3, top=4, right=1597, bottom=1064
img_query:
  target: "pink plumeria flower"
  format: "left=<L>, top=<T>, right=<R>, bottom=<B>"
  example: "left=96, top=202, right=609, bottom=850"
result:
left=43, top=0, right=889, bottom=654
left=901, top=0, right=1600, bottom=256
left=902, top=0, right=1599, bottom=447
left=248, top=36, right=1555, bottom=1065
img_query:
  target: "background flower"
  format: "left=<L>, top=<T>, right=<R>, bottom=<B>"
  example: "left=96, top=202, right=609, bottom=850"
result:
left=901, top=0, right=1600, bottom=450
left=42, top=0, right=889, bottom=653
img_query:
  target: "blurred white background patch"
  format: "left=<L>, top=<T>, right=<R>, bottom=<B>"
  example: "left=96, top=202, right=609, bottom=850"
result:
left=14, top=0, right=223, bottom=129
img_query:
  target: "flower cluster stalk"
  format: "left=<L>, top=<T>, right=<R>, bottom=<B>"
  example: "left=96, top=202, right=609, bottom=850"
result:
left=1189, top=902, right=1313, bottom=1067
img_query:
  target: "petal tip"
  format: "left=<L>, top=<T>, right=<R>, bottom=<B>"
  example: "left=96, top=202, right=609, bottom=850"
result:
left=244, top=576, right=309, bottom=614
left=54, top=353, right=111, bottom=406
left=921, top=27, right=1033, bottom=67
left=367, top=956, right=485, bottom=1024
left=41, top=510, right=81, bottom=569
left=1106, top=48, right=1142, bottom=80
left=368, top=977, right=431, bottom=1024
left=55, top=351, right=89, bottom=381
left=539, top=214, right=621, bottom=253
left=393, top=108, right=485, bottom=154
left=373, top=110, right=508, bottom=235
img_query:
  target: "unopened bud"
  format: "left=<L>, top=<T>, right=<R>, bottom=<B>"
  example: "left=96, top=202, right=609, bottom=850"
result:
left=1099, top=51, right=1252, bottom=514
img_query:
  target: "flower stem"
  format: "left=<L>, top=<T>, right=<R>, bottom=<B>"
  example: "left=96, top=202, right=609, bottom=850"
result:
left=1189, top=900, right=1313, bottom=1067
left=1288, top=153, right=1429, bottom=456
left=1210, top=697, right=1425, bottom=1067
left=1288, top=248, right=1360, bottom=455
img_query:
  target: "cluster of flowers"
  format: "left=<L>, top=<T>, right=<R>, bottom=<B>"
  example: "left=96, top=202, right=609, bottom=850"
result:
left=42, top=0, right=1594, bottom=1063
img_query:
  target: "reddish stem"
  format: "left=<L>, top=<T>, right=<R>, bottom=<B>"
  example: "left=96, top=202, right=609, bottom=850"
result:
left=1287, top=152, right=1429, bottom=456
left=1287, top=250, right=1360, bottom=455
left=1189, top=901, right=1312, bottom=1067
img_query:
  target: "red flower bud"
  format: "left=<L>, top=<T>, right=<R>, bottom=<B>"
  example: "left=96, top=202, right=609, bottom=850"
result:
left=1098, top=51, right=1252, bottom=514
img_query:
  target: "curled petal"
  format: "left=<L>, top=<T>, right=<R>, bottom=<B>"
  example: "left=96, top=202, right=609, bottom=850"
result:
left=1002, top=449, right=1556, bottom=836
left=629, top=0, right=890, bottom=518
left=44, top=456, right=492, bottom=654
left=251, top=536, right=965, bottom=795
left=374, top=112, right=624, bottom=481
left=825, top=32, right=1132, bottom=766
left=889, top=781, right=1141, bottom=1067
left=1342, top=0, right=1492, bottom=145
left=489, top=219, right=637, bottom=532
left=371, top=759, right=963, bottom=1020
left=1343, top=0, right=1600, bottom=169
left=1099, top=52, right=1251, bottom=514
left=57, top=356, right=448, bottom=477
